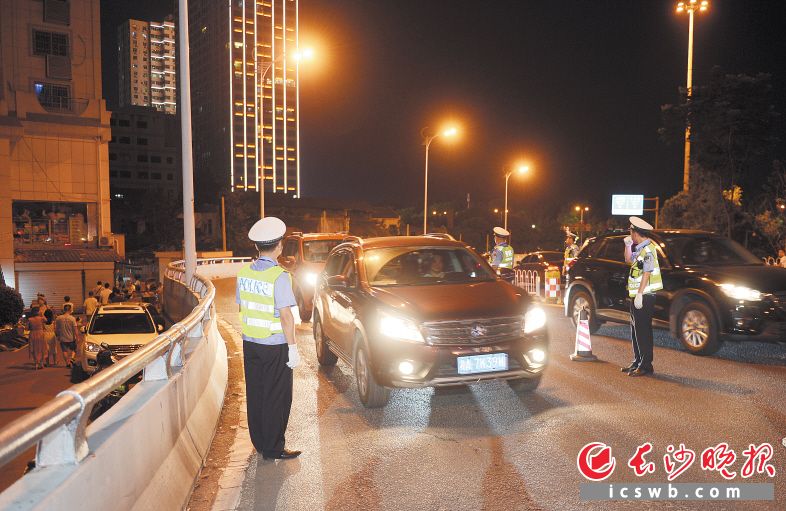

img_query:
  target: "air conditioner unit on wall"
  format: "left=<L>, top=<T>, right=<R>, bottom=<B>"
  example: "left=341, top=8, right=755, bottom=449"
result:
left=46, top=55, right=72, bottom=80
left=99, top=236, right=112, bottom=247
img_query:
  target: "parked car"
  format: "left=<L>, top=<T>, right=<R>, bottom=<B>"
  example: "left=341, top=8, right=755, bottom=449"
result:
left=277, top=232, right=346, bottom=322
left=515, top=250, right=564, bottom=287
left=313, top=236, right=549, bottom=408
left=81, top=303, right=164, bottom=373
left=564, top=230, right=786, bottom=355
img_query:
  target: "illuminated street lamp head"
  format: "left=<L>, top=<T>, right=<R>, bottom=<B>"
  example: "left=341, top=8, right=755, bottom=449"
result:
left=292, top=47, right=315, bottom=61
left=442, top=126, right=458, bottom=138
left=676, top=0, right=709, bottom=14
left=517, top=164, right=530, bottom=175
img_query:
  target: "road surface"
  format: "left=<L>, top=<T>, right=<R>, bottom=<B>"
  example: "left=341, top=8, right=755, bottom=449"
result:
left=194, top=277, right=786, bottom=511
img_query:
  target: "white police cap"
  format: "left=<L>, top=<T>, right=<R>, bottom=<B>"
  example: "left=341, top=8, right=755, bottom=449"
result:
left=629, top=216, right=654, bottom=232
left=248, top=216, right=287, bottom=243
left=493, top=226, right=510, bottom=237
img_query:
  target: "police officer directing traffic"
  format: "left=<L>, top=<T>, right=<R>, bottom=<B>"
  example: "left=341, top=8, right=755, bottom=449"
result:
left=237, top=217, right=302, bottom=460
left=489, top=227, right=514, bottom=270
left=621, top=216, right=663, bottom=377
left=563, top=231, right=579, bottom=274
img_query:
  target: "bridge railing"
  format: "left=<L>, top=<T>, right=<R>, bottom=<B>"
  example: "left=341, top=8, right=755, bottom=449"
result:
left=0, top=260, right=216, bottom=470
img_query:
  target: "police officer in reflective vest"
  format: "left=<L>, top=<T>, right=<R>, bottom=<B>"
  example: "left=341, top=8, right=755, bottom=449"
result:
left=563, top=231, right=579, bottom=274
left=489, top=227, right=514, bottom=270
left=622, top=216, right=663, bottom=377
left=237, top=217, right=301, bottom=460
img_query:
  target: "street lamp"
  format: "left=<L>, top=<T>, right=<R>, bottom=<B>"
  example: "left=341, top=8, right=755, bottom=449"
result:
left=676, top=0, right=710, bottom=192
left=422, top=126, right=458, bottom=234
left=256, top=47, right=314, bottom=218
left=575, top=205, right=589, bottom=243
left=504, top=164, right=530, bottom=231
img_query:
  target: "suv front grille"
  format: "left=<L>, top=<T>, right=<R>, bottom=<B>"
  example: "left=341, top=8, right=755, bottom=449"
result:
left=110, top=344, right=144, bottom=358
left=422, top=317, right=523, bottom=346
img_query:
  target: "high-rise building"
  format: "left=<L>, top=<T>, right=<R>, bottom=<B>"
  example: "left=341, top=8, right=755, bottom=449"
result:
left=0, top=0, right=118, bottom=307
left=189, top=0, right=301, bottom=198
left=118, top=17, right=177, bottom=115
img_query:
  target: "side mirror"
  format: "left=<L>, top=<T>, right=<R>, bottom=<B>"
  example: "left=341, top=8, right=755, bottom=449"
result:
left=157, top=324, right=164, bottom=332
left=279, top=255, right=296, bottom=266
left=80, top=326, right=87, bottom=334
left=327, top=275, right=349, bottom=289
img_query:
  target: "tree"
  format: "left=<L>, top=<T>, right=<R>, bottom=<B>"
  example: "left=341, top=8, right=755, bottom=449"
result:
left=0, top=286, right=24, bottom=326
left=660, top=166, right=737, bottom=235
left=751, top=161, right=786, bottom=253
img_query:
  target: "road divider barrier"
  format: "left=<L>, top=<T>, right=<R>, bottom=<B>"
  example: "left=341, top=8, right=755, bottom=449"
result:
left=571, top=308, right=598, bottom=362
left=514, top=270, right=541, bottom=297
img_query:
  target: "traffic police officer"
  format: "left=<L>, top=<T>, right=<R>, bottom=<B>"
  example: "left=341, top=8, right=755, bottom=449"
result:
left=237, top=217, right=302, bottom=460
left=621, top=216, right=663, bottom=377
left=489, top=227, right=514, bottom=270
left=563, top=231, right=579, bottom=274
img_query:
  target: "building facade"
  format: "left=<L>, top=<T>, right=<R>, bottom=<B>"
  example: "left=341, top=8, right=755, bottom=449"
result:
left=189, top=0, right=301, bottom=199
left=118, top=17, right=177, bottom=115
left=0, top=0, right=117, bottom=308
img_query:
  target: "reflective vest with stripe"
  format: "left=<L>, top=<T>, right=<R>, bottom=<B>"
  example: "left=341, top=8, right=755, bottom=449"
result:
left=237, top=264, right=287, bottom=339
left=491, top=245, right=515, bottom=269
left=627, top=243, right=663, bottom=297
left=564, top=244, right=578, bottom=266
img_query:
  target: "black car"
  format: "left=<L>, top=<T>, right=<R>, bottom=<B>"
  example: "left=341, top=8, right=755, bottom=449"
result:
left=564, top=230, right=786, bottom=355
left=515, top=250, right=564, bottom=285
left=313, top=236, right=549, bottom=408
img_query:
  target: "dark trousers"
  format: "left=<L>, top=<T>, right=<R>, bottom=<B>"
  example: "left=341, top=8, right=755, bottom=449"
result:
left=629, top=294, right=656, bottom=371
left=243, top=341, right=293, bottom=456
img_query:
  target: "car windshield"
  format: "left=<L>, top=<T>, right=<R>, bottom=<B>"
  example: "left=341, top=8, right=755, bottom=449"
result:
left=303, top=240, right=342, bottom=262
left=364, top=247, right=496, bottom=287
left=543, top=252, right=563, bottom=263
left=664, top=236, right=762, bottom=266
left=89, top=312, right=155, bottom=335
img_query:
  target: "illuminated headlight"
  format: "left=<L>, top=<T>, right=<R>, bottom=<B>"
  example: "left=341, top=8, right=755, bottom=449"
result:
left=523, top=306, right=547, bottom=334
left=720, top=283, right=762, bottom=301
left=529, top=348, right=546, bottom=363
left=86, top=342, right=101, bottom=353
left=379, top=311, right=424, bottom=343
left=398, top=361, right=415, bottom=375
left=304, top=272, right=318, bottom=286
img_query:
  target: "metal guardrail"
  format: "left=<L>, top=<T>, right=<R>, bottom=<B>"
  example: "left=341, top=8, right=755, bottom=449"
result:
left=514, top=269, right=541, bottom=297
left=0, top=259, right=219, bottom=471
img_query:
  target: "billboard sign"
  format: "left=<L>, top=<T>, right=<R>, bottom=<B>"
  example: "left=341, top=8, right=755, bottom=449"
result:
left=611, top=195, right=644, bottom=216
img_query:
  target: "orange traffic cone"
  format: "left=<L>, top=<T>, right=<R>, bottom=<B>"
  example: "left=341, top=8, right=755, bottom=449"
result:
left=571, top=308, right=598, bottom=362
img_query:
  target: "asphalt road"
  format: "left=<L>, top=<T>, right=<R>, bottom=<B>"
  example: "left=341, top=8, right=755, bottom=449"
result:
left=205, top=277, right=786, bottom=511
left=0, top=348, right=73, bottom=492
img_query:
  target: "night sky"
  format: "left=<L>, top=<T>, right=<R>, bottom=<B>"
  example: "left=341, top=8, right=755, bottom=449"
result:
left=101, top=0, right=786, bottom=215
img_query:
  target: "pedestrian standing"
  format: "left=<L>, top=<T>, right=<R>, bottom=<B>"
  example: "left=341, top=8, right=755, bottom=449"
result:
left=621, top=217, right=663, bottom=377
left=778, top=249, right=786, bottom=268
left=563, top=231, right=579, bottom=274
left=55, top=304, right=78, bottom=367
left=27, top=307, right=46, bottom=370
left=83, top=291, right=98, bottom=317
left=488, top=227, right=514, bottom=270
left=92, top=281, right=104, bottom=297
left=62, top=295, right=73, bottom=315
left=99, top=282, right=112, bottom=304
left=238, top=217, right=301, bottom=461
left=38, top=297, right=57, bottom=367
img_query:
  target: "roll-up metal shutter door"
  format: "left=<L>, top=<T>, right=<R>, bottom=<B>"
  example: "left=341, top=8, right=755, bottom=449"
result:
left=17, top=270, right=83, bottom=311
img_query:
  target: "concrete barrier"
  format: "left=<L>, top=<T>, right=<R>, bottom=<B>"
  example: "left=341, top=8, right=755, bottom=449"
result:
left=0, top=268, right=228, bottom=511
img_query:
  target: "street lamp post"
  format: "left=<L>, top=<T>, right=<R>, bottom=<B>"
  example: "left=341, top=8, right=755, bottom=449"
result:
left=676, top=0, right=709, bottom=192
left=178, top=0, right=196, bottom=282
left=503, top=164, right=529, bottom=231
left=256, top=48, right=313, bottom=218
left=574, top=205, right=589, bottom=243
left=421, top=126, right=457, bottom=234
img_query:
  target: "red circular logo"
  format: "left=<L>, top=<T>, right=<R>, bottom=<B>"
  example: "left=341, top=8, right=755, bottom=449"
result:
left=577, top=442, right=616, bottom=481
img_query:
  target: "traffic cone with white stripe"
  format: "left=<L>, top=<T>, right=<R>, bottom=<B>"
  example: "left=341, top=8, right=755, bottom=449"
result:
left=570, top=308, right=598, bottom=362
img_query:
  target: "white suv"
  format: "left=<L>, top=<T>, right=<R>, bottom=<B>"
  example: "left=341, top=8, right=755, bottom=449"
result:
left=81, top=303, right=164, bottom=373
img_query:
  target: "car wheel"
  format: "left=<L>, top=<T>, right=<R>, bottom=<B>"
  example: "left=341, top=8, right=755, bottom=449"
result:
left=569, top=289, right=600, bottom=333
left=313, top=314, right=337, bottom=366
left=677, top=301, right=720, bottom=355
left=353, top=336, right=389, bottom=408
left=507, top=374, right=542, bottom=393
left=296, top=292, right=312, bottom=323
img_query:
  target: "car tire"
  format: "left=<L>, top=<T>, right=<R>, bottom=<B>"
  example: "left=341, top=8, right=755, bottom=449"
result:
left=507, top=374, right=542, bottom=393
left=296, top=291, right=312, bottom=323
left=677, top=300, right=720, bottom=355
left=313, top=314, right=337, bottom=366
left=353, top=335, right=389, bottom=408
left=569, top=289, right=601, bottom=333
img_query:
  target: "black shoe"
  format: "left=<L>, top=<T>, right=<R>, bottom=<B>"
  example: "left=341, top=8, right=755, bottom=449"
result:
left=262, top=448, right=302, bottom=460
left=620, top=364, right=637, bottom=373
left=628, top=368, right=653, bottom=377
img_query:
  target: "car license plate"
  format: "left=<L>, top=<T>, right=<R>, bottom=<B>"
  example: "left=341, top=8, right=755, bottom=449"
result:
left=457, top=353, right=508, bottom=375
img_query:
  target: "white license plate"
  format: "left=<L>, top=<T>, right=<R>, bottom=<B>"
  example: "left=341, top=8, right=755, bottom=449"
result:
left=457, top=353, right=509, bottom=375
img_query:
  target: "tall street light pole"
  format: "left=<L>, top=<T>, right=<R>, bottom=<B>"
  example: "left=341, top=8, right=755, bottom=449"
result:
left=421, top=126, right=457, bottom=234
left=503, top=164, right=530, bottom=231
left=574, top=205, right=589, bottom=243
left=178, top=0, right=196, bottom=282
left=676, top=0, right=709, bottom=192
left=256, top=48, right=314, bottom=219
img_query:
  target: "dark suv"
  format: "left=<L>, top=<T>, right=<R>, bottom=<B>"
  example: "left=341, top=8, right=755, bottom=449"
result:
left=277, top=232, right=346, bottom=322
left=564, top=230, right=786, bottom=355
left=313, top=236, right=549, bottom=408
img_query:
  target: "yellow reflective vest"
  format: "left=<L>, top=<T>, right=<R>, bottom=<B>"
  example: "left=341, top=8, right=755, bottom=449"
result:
left=627, top=243, right=663, bottom=297
left=237, top=264, right=287, bottom=339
